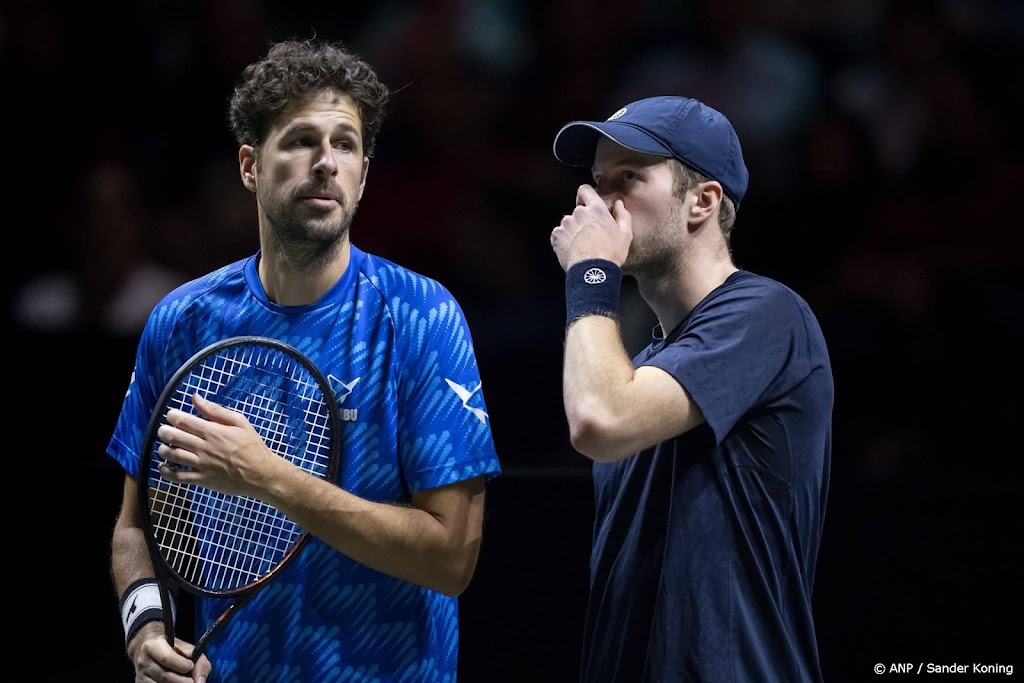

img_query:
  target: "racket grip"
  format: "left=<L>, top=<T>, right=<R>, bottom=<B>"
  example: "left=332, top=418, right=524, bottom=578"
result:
left=157, top=580, right=177, bottom=647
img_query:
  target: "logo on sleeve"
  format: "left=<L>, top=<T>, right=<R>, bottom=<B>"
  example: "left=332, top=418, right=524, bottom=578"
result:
left=445, top=379, right=489, bottom=424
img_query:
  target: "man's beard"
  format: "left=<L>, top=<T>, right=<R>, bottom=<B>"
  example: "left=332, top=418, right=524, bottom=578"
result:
left=265, top=197, right=358, bottom=267
left=623, top=242, right=677, bottom=281
left=623, top=207, right=686, bottom=280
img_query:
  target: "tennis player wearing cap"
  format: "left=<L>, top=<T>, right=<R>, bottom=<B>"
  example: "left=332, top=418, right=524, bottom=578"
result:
left=549, top=96, right=833, bottom=682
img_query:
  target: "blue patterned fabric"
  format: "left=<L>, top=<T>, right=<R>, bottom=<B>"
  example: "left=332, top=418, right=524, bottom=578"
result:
left=108, top=244, right=501, bottom=682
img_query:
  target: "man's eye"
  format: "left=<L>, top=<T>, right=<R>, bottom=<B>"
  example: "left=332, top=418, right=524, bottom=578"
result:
left=622, top=171, right=638, bottom=181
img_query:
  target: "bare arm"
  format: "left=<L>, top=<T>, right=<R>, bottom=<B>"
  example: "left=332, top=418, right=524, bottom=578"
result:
left=111, top=475, right=210, bottom=680
left=265, top=468, right=485, bottom=597
left=157, top=395, right=486, bottom=596
left=562, top=315, right=704, bottom=462
left=110, top=476, right=155, bottom=602
left=551, top=184, right=705, bottom=462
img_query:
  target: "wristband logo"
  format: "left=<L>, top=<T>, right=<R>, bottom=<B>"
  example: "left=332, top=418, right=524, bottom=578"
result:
left=584, top=268, right=607, bottom=284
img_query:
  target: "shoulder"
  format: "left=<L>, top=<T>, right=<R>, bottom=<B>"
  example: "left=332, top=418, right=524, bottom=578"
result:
left=357, top=249, right=459, bottom=308
left=718, top=271, right=828, bottom=355
left=722, top=270, right=789, bottom=297
left=160, top=259, right=246, bottom=303
left=717, top=270, right=812, bottom=313
left=696, top=271, right=826, bottom=346
left=145, top=258, right=249, bottom=330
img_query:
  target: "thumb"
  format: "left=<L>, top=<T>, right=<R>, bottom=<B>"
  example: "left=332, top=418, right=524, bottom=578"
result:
left=192, top=393, right=242, bottom=426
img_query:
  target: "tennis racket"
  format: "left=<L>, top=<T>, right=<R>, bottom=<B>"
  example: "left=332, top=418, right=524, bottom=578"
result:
left=138, top=335, right=341, bottom=662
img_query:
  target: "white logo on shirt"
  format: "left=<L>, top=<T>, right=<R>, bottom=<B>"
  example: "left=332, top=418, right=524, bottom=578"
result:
left=328, top=375, right=361, bottom=422
left=445, top=379, right=489, bottom=424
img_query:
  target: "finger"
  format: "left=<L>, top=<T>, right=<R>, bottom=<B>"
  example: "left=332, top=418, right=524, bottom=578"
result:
left=576, top=184, right=601, bottom=206
left=157, top=443, right=199, bottom=468
left=575, top=185, right=588, bottom=207
left=611, top=199, right=631, bottom=230
left=160, top=461, right=203, bottom=483
left=164, top=408, right=198, bottom=432
left=192, top=393, right=244, bottom=426
left=157, top=424, right=200, bottom=452
left=146, top=634, right=196, bottom=678
left=174, top=637, right=202, bottom=661
left=157, top=423, right=177, bottom=445
left=194, top=652, right=213, bottom=681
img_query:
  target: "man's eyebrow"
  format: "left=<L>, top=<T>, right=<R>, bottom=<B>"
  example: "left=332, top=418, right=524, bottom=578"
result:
left=591, top=159, right=632, bottom=177
left=593, top=153, right=662, bottom=176
left=281, top=121, right=360, bottom=136
left=331, top=121, right=360, bottom=136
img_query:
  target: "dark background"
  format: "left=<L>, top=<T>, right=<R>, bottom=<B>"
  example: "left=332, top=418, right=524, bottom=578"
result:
left=7, top=1, right=1021, bottom=680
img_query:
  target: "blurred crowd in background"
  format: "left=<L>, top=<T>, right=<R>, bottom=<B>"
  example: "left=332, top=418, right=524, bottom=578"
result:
left=6, top=0, right=1021, bottom=679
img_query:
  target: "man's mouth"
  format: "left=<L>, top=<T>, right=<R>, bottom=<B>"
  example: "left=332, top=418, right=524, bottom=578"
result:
left=298, top=194, right=341, bottom=205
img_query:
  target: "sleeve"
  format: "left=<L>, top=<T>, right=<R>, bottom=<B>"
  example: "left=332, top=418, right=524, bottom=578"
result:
left=644, top=280, right=810, bottom=445
left=394, top=282, right=502, bottom=492
left=105, top=304, right=179, bottom=478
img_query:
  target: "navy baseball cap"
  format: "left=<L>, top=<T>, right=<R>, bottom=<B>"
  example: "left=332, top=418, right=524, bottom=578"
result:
left=552, top=96, right=749, bottom=207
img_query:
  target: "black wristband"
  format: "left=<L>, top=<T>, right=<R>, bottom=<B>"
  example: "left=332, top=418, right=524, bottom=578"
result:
left=565, top=259, right=622, bottom=329
left=119, top=578, right=174, bottom=647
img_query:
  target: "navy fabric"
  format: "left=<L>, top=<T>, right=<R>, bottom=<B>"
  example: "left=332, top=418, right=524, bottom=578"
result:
left=565, top=258, right=623, bottom=328
left=580, top=270, right=832, bottom=682
left=553, top=96, right=749, bottom=207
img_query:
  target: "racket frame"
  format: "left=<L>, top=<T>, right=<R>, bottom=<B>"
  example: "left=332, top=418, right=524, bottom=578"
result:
left=136, top=335, right=341, bottom=660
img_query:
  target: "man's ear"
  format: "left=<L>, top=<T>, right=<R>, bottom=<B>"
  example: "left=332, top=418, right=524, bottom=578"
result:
left=358, top=156, right=369, bottom=201
left=239, top=145, right=257, bottom=192
left=689, top=181, right=723, bottom=222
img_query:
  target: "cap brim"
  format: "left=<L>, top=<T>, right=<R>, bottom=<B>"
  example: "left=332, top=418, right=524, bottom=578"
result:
left=553, top=121, right=674, bottom=167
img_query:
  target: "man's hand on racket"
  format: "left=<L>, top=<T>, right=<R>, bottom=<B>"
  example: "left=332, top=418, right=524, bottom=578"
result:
left=129, top=621, right=212, bottom=683
left=156, top=393, right=279, bottom=499
left=550, top=184, right=632, bottom=272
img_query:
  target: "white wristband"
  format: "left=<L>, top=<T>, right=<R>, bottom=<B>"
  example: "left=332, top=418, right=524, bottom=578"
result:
left=119, top=579, right=175, bottom=646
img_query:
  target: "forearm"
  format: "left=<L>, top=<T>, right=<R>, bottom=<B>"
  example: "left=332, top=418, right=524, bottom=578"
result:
left=110, top=478, right=173, bottom=658
left=562, top=315, right=639, bottom=460
left=110, top=524, right=155, bottom=594
left=264, top=463, right=480, bottom=596
left=110, top=479, right=157, bottom=596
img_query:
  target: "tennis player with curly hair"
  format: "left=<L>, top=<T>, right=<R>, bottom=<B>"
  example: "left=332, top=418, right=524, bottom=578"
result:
left=108, top=39, right=501, bottom=683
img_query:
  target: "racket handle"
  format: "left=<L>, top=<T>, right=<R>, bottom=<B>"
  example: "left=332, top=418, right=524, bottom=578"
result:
left=157, top=580, right=177, bottom=648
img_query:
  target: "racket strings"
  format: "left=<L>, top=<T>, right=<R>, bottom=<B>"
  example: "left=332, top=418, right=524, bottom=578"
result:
left=147, top=342, right=335, bottom=593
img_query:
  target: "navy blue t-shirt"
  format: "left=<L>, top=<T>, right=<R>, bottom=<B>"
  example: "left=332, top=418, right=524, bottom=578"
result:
left=580, top=270, right=832, bottom=682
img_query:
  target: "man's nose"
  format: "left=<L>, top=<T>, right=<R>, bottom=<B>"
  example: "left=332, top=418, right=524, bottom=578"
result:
left=312, top=144, right=338, bottom=176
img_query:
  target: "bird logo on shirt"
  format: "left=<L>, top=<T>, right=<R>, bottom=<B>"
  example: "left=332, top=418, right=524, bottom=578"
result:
left=445, top=379, right=489, bottom=424
left=328, top=375, right=361, bottom=422
left=328, top=375, right=361, bottom=404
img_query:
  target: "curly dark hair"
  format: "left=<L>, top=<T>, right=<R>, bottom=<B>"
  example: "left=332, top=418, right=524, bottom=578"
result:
left=228, top=39, right=390, bottom=158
